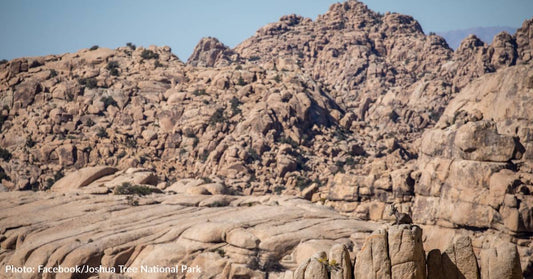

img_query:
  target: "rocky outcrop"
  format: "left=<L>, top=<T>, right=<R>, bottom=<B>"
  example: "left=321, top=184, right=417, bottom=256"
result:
left=413, top=65, right=533, bottom=272
left=427, top=236, right=479, bottom=279
left=1, top=0, right=533, bottom=277
left=0, top=190, right=379, bottom=279
left=50, top=166, right=117, bottom=192
left=354, top=229, right=391, bottom=279
left=187, top=37, right=239, bottom=67
left=480, top=237, right=523, bottom=279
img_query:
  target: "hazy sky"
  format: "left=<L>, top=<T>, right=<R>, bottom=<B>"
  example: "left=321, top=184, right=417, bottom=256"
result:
left=0, top=0, right=531, bottom=61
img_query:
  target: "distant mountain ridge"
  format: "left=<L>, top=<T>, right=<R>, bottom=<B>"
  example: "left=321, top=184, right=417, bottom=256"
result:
left=438, top=26, right=517, bottom=49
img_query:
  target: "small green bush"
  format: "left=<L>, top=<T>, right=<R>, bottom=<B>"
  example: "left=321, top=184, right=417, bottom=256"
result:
left=106, top=61, right=120, bottom=76
left=29, top=60, right=42, bottom=68
left=274, top=74, right=281, bottom=83
left=154, top=60, right=163, bottom=68
left=85, top=118, right=95, bottom=127
left=295, top=176, right=312, bottom=191
left=114, top=182, right=162, bottom=196
left=89, top=45, right=99, bottom=51
left=200, top=150, right=209, bottom=162
left=0, top=148, right=12, bottom=161
left=140, top=49, right=159, bottom=60
left=237, top=76, right=246, bottom=86
left=0, top=59, right=8, bottom=65
left=126, top=42, right=136, bottom=50
left=96, top=127, right=108, bottom=138
left=208, top=108, right=227, bottom=126
left=245, top=147, right=260, bottom=164
left=277, top=135, right=298, bottom=149
left=274, top=186, right=285, bottom=195
left=125, top=137, right=136, bottom=148
left=25, top=136, right=36, bottom=148
left=49, top=69, right=58, bottom=78
left=248, top=56, right=260, bottom=62
left=78, top=77, right=98, bottom=89
left=230, top=97, right=242, bottom=116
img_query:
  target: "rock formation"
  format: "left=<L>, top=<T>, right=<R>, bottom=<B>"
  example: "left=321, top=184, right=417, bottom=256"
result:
left=0, top=0, right=532, bottom=278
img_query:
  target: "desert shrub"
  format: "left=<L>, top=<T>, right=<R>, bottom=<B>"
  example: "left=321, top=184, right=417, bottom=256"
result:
left=200, top=150, right=209, bottom=162
left=114, top=182, right=162, bottom=196
left=209, top=108, right=227, bottom=126
left=274, top=186, right=285, bottom=195
left=126, top=42, right=136, bottom=50
left=85, top=118, right=95, bottom=127
left=29, top=60, right=42, bottom=68
left=154, top=60, right=163, bottom=68
left=230, top=97, right=242, bottom=116
left=248, top=56, right=260, bottom=62
left=126, top=196, right=139, bottom=206
left=100, top=96, right=117, bottom=109
left=78, top=77, right=98, bottom=89
left=277, top=135, right=298, bottom=149
left=237, top=76, right=246, bottom=86
left=333, top=126, right=349, bottom=140
left=25, top=136, right=36, bottom=148
left=106, top=61, right=120, bottom=76
left=140, top=49, right=159, bottom=60
left=125, top=137, right=136, bottom=148
left=0, top=148, right=12, bottom=161
left=274, top=74, right=281, bottom=83
left=0, top=166, right=10, bottom=182
left=96, top=127, right=108, bottom=138
left=245, top=147, right=260, bottom=164
left=0, top=59, right=8, bottom=65
left=49, top=69, right=58, bottom=78
left=44, top=170, right=64, bottom=190
left=295, top=176, right=312, bottom=191
left=89, top=45, right=99, bottom=51
left=201, top=177, right=213, bottom=183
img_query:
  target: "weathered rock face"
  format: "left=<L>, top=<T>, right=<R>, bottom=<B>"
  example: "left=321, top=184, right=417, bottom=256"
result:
left=480, top=237, right=523, bottom=279
left=0, top=190, right=379, bottom=279
left=187, top=37, right=239, bottom=67
left=388, top=225, right=426, bottom=279
left=1, top=0, right=533, bottom=277
left=427, top=236, right=480, bottom=279
left=354, top=229, right=391, bottom=279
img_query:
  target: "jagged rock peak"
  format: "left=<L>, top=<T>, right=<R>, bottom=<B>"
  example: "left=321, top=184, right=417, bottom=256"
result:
left=457, top=34, right=486, bottom=50
left=187, top=36, right=238, bottom=67
left=516, top=18, right=533, bottom=63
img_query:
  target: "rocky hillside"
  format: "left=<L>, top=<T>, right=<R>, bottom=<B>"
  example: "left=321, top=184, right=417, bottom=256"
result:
left=0, top=0, right=532, bottom=278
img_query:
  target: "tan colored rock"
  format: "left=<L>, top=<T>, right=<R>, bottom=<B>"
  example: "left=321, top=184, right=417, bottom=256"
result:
left=51, top=166, right=118, bottom=193
left=354, top=229, right=391, bottom=279
left=480, top=239, right=522, bottom=279
left=442, top=235, right=479, bottom=279
left=329, top=244, right=353, bottom=279
left=387, top=225, right=426, bottom=279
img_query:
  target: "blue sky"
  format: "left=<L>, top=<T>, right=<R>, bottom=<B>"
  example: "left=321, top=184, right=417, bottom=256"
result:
left=0, top=0, right=531, bottom=61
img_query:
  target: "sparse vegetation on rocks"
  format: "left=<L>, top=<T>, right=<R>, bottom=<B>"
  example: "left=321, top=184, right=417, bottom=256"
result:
left=114, top=182, right=162, bottom=196
left=140, top=49, right=159, bottom=60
